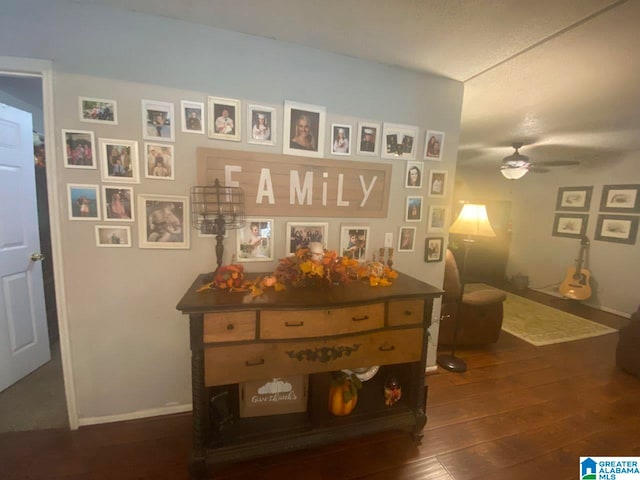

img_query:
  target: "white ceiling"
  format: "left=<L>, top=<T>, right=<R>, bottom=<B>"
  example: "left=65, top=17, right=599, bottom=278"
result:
left=75, top=0, right=640, bottom=172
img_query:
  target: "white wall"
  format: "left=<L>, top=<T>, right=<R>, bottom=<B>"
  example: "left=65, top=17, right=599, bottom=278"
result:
left=456, top=154, right=640, bottom=317
left=1, top=0, right=463, bottom=422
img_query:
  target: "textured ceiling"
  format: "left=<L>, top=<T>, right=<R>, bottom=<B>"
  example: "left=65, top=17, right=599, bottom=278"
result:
left=73, top=0, right=640, bottom=173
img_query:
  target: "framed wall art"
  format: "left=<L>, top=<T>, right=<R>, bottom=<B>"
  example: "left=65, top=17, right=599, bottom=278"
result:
left=427, top=205, right=448, bottom=233
left=428, top=170, right=447, bottom=197
left=405, top=161, right=423, bottom=188
left=555, top=186, right=593, bottom=211
left=339, top=225, right=370, bottom=261
left=141, top=99, right=175, bottom=142
left=78, top=96, right=117, bottom=125
left=594, top=214, right=638, bottom=245
left=236, top=218, right=274, bottom=262
left=62, top=129, right=96, bottom=169
left=424, top=237, right=444, bottom=263
left=356, top=121, right=380, bottom=157
left=405, top=196, right=423, bottom=222
left=67, top=183, right=100, bottom=221
left=180, top=100, right=205, bottom=135
left=285, top=222, right=328, bottom=255
left=283, top=100, right=325, bottom=158
left=552, top=213, right=588, bottom=239
left=381, top=123, right=419, bottom=160
left=144, top=142, right=174, bottom=180
left=599, top=184, right=640, bottom=213
left=102, top=186, right=134, bottom=222
left=398, top=226, right=416, bottom=252
left=95, top=225, right=132, bottom=248
left=137, top=194, right=189, bottom=249
left=424, top=130, right=445, bottom=160
left=99, top=138, right=140, bottom=184
left=208, top=96, right=241, bottom=142
left=247, top=104, right=276, bottom=146
left=330, top=124, right=352, bottom=156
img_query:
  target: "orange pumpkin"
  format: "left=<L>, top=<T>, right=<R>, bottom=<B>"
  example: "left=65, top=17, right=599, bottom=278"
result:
left=328, top=372, right=362, bottom=416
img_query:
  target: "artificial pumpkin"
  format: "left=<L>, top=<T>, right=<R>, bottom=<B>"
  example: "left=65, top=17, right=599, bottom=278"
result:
left=328, top=372, right=362, bottom=416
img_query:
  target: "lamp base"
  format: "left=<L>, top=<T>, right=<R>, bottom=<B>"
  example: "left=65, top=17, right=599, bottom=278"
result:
left=437, top=354, right=467, bottom=373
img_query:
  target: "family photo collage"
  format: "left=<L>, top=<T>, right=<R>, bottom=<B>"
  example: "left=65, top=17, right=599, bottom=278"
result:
left=63, top=95, right=449, bottom=263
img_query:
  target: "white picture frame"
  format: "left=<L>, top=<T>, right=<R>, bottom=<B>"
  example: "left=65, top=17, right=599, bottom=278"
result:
left=247, top=104, right=276, bottom=146
left=428, top=170, right=448, bottom=197
left=208, top=96, right=241, bottom=142
left=405, top=196, right=423, bottom=222
left=330, top=124, right=352, bottom=156
left=398, top=226, right=416, bottom=252
left=405, top=160, right=424, bottom=188
left=78, top=96, right=118, bottom=125
left=283, top=100, right=326, bottom=158
left=137, top=194, right=190, bottom=249
left=143, top=142, right=175, bottom=180
left=102, top=185, right=134, bottom=222
left=180, top=100, right=205, bottom=135
left=62, top=129, right=96, bottom=169
left=99, top=138, right=140, bottom=184
left=339, top=225, right=370, bottom=261
left=95, top=225, right=132, bottom=248
left=67, top=183, right=101, bottom=221
left=285, top=222, right=329, bottom=255
left=381, top=123, right=419, bottom=160
left=424, top=130, right=445, bottom=161
left=141, top=99, right=175, bottom=142
left=427, top=205, right=449, bottom=233
left=356, top=121, right=380, bottom=157
left=236, top=218, right=275, bottom=262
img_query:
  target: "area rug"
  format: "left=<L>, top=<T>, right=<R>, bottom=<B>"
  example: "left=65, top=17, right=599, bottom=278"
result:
left=466, top=284, right=617, bottom=346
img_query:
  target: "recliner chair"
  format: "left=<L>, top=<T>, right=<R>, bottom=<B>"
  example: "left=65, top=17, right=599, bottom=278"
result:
left=438, top=248, right=507, bottom=346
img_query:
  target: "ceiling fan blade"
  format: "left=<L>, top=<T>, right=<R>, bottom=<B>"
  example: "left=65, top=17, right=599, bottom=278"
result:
left=528, top=166, right=550, bottom=173
left=535, top=160, right=580, bottom=167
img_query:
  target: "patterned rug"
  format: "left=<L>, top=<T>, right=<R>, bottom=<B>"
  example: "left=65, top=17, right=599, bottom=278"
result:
left=466, top=284, right=617, bottom=346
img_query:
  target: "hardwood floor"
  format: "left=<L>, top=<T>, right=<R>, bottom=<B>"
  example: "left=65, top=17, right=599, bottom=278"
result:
left=1, top=289, right=637, bottom=480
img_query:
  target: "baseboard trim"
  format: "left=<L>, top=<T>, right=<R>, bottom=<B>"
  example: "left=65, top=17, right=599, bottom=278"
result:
left=425, top=365, right=438, bottom=374
left=78, top=403, right=192, bottom=427
left=531, top=288, right=631, bottom=319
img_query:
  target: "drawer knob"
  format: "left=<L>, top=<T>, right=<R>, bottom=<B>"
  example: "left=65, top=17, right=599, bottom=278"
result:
left=226, top=323, right=235, bottom=330
left=404, top=310, right=412, bottom=316
left=245, top=358, right=265, bottom=367
left=351, top=315, right=369, bottom=322
left=285, top=321, right=304, bottom=327
left=379, top=344, right=396, bottom=352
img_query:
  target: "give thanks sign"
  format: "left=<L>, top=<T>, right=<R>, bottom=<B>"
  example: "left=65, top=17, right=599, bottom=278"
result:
left=197, top=148, right=391, bottom=218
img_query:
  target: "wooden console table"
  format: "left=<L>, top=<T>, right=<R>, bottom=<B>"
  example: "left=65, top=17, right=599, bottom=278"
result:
left=176, top=272, right=442, bottom=479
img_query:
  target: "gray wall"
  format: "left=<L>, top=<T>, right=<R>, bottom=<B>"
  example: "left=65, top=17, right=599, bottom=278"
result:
left=456, top=154, right=640, bottom=317
left=1, top=0, right=463, bottom=421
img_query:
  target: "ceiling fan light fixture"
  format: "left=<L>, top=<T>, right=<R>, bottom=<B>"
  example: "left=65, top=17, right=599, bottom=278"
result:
left=501, top=165, right=529, bottom=180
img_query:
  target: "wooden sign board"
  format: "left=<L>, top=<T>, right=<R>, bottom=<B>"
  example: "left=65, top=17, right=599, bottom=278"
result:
left=197, top=148, right=391, bottom=218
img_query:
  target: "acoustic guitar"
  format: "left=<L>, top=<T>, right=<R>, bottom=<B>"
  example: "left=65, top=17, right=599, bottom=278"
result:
left=559, top=236, right=592, bottom=300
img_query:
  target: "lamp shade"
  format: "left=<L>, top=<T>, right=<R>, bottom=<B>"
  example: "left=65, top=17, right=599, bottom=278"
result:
left=448, top=204, right=496, bottom=237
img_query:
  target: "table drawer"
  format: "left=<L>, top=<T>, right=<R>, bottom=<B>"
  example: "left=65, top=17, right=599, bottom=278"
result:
left=387, top=299, right=424, bottom=326
left=260, top=304, right=384, bottom=339
left=203, top=311, right=256, bottom=343
left=204, top=327, right=423, bottom=386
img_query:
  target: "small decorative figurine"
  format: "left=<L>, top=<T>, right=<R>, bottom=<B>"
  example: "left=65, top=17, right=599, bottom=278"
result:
left=384, top=376, right=401, bottom=406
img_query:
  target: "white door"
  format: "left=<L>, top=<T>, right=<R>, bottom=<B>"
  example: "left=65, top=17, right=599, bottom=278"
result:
left=0, top=103, right=50, bottom=392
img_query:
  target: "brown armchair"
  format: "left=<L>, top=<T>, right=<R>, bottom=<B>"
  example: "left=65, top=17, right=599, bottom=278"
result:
left=438, top=248, right=507, bottom=346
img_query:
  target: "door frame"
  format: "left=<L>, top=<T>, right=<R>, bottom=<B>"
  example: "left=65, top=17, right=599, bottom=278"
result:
left=0, top=56, right=78, bottom=429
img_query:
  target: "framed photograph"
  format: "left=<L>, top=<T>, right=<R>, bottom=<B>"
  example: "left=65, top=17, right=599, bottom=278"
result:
left=78, top=96, right=118, bottom=125
left=330, top=124, right=352, bottom=156
left=552, top=213, right=589, bottom=239
left=405, top=196, right=423, bottom=222
left=208, top=96, right=241, bottom=142
left=67, top=183, right=100, bottom=221
left=99, top=138, right=139, bottom=184
left=62, top=129, right=96, bottom=169
left=143, top=142, right=174, bottom=180
left=398, top=226, right=416, bottom=252
left=425, top=237, right=444, bottom=263
left=428, top=170, right=448, bottom=197
left=180, top=100, right=205, bottom=135
left=381, top=123, right=419, bottom=160
left=247, top=104, right=276, bottom=146
left=141, top=99, right=175, bottom=142
left=95, top=225, right=132, bottom=248
left=424, top=130, right=445, bottom=160
left=405, top=161, right=423, bottom=188
left=556, top=186, right=593, bottom=211
left=356, top=122, right=380, bottom=157
left=102, top=186, right=134, bottom=222
left=599, top=184, right=640, bottom=213
left=286, top=222, right=329, bottom=255
left=283, top=100, right=325, bottom=158
left=236, top=218, right=274, bottom=262
left=427, top=205, right=448, bottom=233
left=137, top=194, right=189, bottom=249
left=339, top=226, right=370, bottom=261
left=594, top=214, right=639, bottom=245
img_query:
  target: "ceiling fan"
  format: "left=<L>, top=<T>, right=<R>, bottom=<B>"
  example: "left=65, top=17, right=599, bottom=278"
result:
left=501, top=142, right=580, bottom=179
